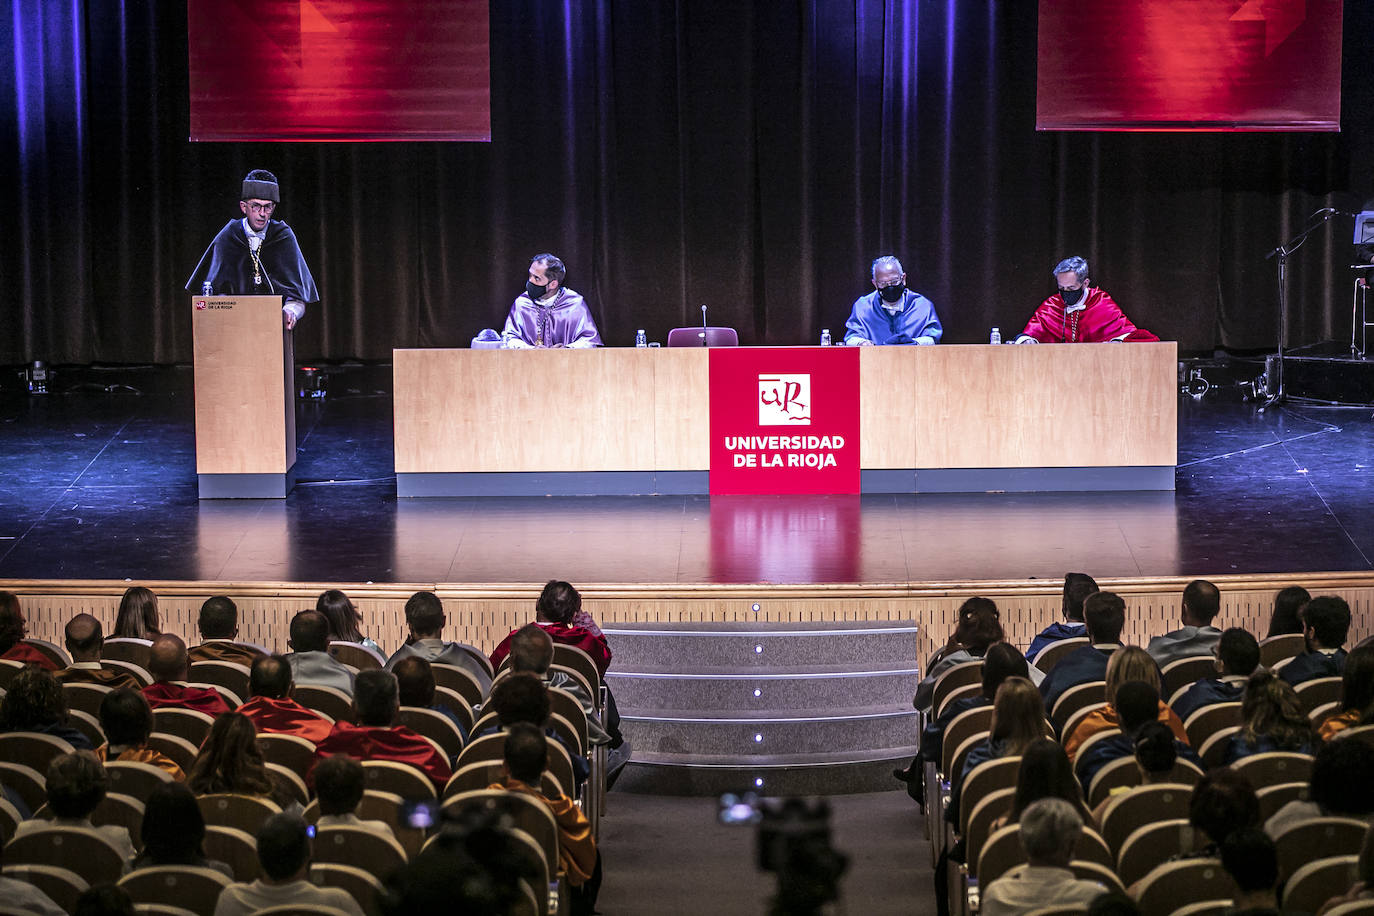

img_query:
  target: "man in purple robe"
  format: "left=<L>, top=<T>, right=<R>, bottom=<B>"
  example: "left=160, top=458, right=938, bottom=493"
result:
left=501, top=253, right=603, bottom=348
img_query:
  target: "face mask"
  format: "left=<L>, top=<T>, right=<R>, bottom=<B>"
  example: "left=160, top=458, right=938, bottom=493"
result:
left=1060, top=286, right=1085, bottom=306
left=879, top=283, right=905, bottom=304
left=526, top=280, right=549, bottom=301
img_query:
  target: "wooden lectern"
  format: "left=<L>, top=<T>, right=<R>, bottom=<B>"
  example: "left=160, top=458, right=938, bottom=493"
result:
left=191, top=295, right=296, bottom=498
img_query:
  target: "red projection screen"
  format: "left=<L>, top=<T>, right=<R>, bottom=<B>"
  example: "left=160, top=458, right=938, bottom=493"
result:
left=1036, top=0, right=1342, bottom=132
left=188, top=0, right=490, bottom=142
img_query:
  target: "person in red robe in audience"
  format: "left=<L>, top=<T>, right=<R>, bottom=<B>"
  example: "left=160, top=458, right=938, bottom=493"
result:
left=1015, top=256, right=1157, bottom=344
left=238, top=654, right=333, bottom=744
left=489, top=580, right=611, bottom=677
left=313, top=669, right=451, bottom=788
left=0, top=591, right=60, bottom=671
left=141, top=634, right=233, bottom=717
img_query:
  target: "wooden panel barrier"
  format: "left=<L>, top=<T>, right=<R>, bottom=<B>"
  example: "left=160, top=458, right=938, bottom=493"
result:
left=4, top=572, right=1370, bottom=670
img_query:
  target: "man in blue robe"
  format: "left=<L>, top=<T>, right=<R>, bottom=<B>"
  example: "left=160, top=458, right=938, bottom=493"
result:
left=843, top=255, right=942, bottom=346
left=1172, top=628, right=1258, bottom=722
left=185, top=170, right=318, bottom=329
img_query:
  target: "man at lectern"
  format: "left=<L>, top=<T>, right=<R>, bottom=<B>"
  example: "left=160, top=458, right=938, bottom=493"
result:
left=1015, top=256, right=1155, bottom=344
left=185, top=170, right=319, bottom=330
left=843, top=255, right=943, bottom=346
left=500, top=253, right=603, bottom=348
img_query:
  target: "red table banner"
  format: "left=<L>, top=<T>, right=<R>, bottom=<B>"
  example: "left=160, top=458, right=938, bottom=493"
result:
left=708, top=348, right=860, bottom=495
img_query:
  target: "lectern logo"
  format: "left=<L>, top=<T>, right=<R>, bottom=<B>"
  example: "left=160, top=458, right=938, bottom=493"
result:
left=759, top=374, right=811, bottom=425
left=195, top=300, right=208, bottom=310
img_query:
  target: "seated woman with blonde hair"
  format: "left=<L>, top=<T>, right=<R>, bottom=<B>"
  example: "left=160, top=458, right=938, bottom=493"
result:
left=1062, top=645, right=1187, bottom=761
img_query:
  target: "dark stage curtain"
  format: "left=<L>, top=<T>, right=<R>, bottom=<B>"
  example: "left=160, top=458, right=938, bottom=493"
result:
left=3, top=1, right=1372, bottom=365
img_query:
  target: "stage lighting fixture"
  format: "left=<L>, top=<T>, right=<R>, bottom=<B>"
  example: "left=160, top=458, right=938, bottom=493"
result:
left=19, top=360, right=51, bottom=394
left=297, top=366, right=328, bottom=399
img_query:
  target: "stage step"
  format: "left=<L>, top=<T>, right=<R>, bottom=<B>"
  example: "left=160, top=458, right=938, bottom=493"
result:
left=605, top=621, right=921, bottom=796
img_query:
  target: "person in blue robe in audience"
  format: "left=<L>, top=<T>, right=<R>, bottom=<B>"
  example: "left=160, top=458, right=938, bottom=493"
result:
left=1280, top=595, right=1350, bottom=686
left=1025, top=573, right=1097, bottom=662
left=1222, top=672, right=1317, bottom=764
left=1172, top=627, right=1258, bottom=722
left=1038, top=591, right=1127, bottom=714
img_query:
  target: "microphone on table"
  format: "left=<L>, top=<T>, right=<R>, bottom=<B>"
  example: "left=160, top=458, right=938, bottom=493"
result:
left=700, top=304, right=708, bottom=346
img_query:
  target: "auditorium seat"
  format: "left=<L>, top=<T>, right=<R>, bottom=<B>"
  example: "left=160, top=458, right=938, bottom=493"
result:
left=547, top=687, right=590, bottom=753
left=929, top=661, right=985, bottom=716
left=1184, top=702, right=1243, bottom=750
left=196, top=793, right=281, bottom=835
left=310, top=863, right=386, bottom=915
left=1321, top=901, right=1374, bottom=916
left=202, top=825, right=258, bottom=881
left=547, top=712, right=585, bottom=758
left=304, top=788, right=425, bottom=860
left=432, top=665, right=485, bottom=709
left=118, top=865, right=232, bottom=916
left=313, top=825, right=408, bottom=878
left=1272, top=817, right=1368, bottom=887
left=0, top=865, right=89, bottom=914
left=329, top=641, right=386, bottom=671
left=957, top=757, right=1022, bottom=836
left=1339, top=725, right=1374, bottom=749
left=1051, top=682, right=1106, bottom=737
left=266, top=763, right=309, bottom=807
left=1069, top=859, right=1126, bottom=895
left=0, top=732, right=74, bottom=778
left=551, top=645, right=599, bottom=695
left=0, top=795, right=21, bottom=844
left=1117, top=819, right=1196, bottom=887
left=101, top=638, right=153, bottom=670
left=936, top=684, right=984, bottom=720
left=1098, top=783, right=1194, bottom=858
left=1257, top=782, right=1310, bottom=821
left=1283, top=856, right=1360, bottom=915
left=975, top=823, right=1113, bottom=885
left=1031, top=638, right=1090, bottom=674
left=34, top=792, right=146, bottom=848
left=1160, top=657, right=1217, bottom=701
left=102, top=659, right=152, bottom=686
left=1198, top=726, right=1242, bottom=769
left=361, top=760, right=436, bottom=801
left=1085, top=755, right=1138, bottom=810
left=21, top=638, right=70, bottom=669
left=454, top=733, right=577, bottom=807
left=1294, top=677, right=1344, bottom=716
left=256, top=733, right=317, bottom=783
left=398, top=707, right=467, bottom=760
left=963, top=788, right=1014, bottom=881
left=188, top=661, right=251, bottom=703
left=152, top=708, right=216, bottom=748
left=947, top=732, right=991, bottom=794
left=443, top=761, right=565, bottom=801
left=1310, top=701, right=1341, bottom=725
left=444, top=789, right=560, bottom=877
left=62, top=682, right=113, bottom=719
left=1259, top=634, right=1307, bottom=669
left=3, top=824, right=126, bottom=886
left=0, top=660, right=25, bottom=690
left=1062, top=703, right=1109, bottom=749
left=293, top=685, right=354, bottom=724
left=67, top=709, right=106, bottom=748
left=939, top=706, right=994, bottom=778
left=1131, top=859, right=1238, bottom=916
left=145, top=733, right=199, bottom=775
left=1166, top=901, right=1233, bottom=916
left=433, top=686, right=475, bottom=727
left=1230, top=751, right=1313, bottom=790
left=0, top=762, right=46, bottom=814
left=187, top=681, right=243, bottom=709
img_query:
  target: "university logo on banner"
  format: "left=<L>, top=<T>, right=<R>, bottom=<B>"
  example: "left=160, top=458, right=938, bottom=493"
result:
left=709, top=347, right=860, bottom=495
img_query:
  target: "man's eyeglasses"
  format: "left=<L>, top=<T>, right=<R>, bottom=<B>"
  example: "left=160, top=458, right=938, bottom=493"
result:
left=245, top=201, right=276, bottom=214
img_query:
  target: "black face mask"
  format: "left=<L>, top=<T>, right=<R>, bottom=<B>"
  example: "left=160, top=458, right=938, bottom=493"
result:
left=1060, top=286, right=1085, bottom=306
left=526, top=280, right=550, bottom=301
left=878, top=283, right=905, bottom=304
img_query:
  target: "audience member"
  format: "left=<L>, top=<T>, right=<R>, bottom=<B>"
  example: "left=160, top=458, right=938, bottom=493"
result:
left=1281, top=596, right=1350, bottom=686
left=0, top=592, right=58, bottom=671
left=0, top=665, right=93, bottom=749
left=483, top=672, right=589, bottom=789
left=141, top=635, right=232, bottom=716
left=188, top=596, right=265, bottom=666
left=0, top=823, right=66, bottom=916
left=1172, top=627, right=1260, bottom=722
left=1040, top=591, right=1127, bottom=713
left=313, top=669, right=452, bottom=789
left=488, top=581, right=611, bottom=678
left=1091, top=721, right=1180, bottom=826
left=129, top=781, right=232, bottom=877
left=1063, top=645, right=1184, bottom=761
left=394, top=655, right=469, bottom=742
left=1146, top=579, right=1222, bottom=666
left=13, top=751, right=137, bottom=860
left=55, top=614, right=138, bottom=688
left=316, top=589, right=382, bottom=654
left=1225, top=672, right=1317, bottom=763
left=1075, top=681, right=1201, bottom=791
left=508, top=623, right=613, bottom=746
left=897, top=642, right=1028, bottom=793
left=491, top=722, right=600, bottom=913
left=187, top=712, right=293, bottom=809
left=1088, top=894, right=1143, bottom=916
left=993, top=738, right=1089, bottom=834
left=979, top=797, right=1107, bottom=916
left=313, top=753, right=397, bottom=842
left=1318, top=643, right=1374, bottom=740
left=385, top=592, right=490, bottom=690
left=285, top=610, right=355, bottom=696
left=1182, top=767, right=1260, bottom=858
left=112, top=585, right=162, bottom=640
left=380, top=826, right=533, bottom=916
left=95, top=687, right=185, bottom=779
left=212, top=813, right=364, bottom=916
left=1265, top=735, right=1374, bottom=837
left=914, top=598, right=1041, bottom=711
left=73, top=886, right=135, bottom=916
left=1220, top=828, right=1290, bottom=916
left=237, top=654, right=333, bottom=744
left=1317, top=823, right=1374, bottom=915
left=1025, top=573, right=1098, bottom=662
left=946, top=677, right=1045, bottom=825
left=1267, top=586, right=1311, bottom=638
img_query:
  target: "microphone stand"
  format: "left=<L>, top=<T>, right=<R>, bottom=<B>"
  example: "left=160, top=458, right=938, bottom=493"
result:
left=1261, top=208, right=1341, bottom=409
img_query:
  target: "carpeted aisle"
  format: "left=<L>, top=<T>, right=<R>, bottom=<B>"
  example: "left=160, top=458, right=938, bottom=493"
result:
left=597, top=789, right=932, bottom=915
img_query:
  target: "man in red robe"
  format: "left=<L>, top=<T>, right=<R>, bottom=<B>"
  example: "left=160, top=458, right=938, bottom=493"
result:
left=1016, top=256, right=1155, bottom=344
left=0, top=592, right=60, bottom=671
left=238, top=655, right=333, bottom=744
left=489, top=580, right=611, bottom=677
left=141, top=634, right=232, bottom=717
left=313, top=669, right=451, bottom=789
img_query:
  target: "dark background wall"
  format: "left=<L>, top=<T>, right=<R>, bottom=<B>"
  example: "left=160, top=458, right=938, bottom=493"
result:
left=2, top=0, right=1371, bottom=364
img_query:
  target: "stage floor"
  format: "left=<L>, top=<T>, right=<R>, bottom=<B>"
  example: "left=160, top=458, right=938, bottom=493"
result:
left=1, top=364, right=1372, bottom=585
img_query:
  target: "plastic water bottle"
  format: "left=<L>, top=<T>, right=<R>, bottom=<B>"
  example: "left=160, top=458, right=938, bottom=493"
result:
left=201, top=281, right=213, bottom=296
left=820, top=329, right=832, bottom=347
left=989, top=327, right=1001, bottom=346
left=635, top=329, right=647, bottom=348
